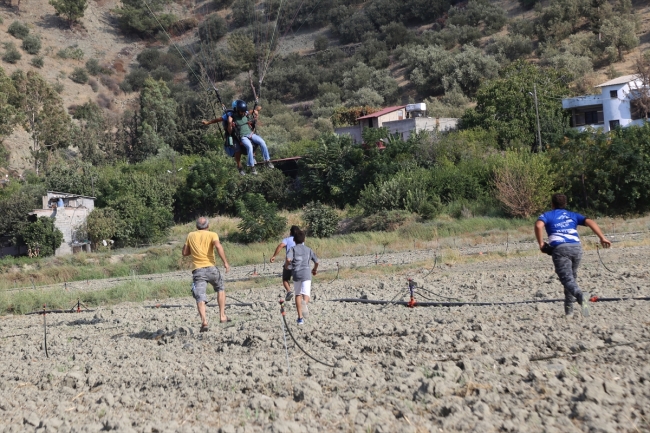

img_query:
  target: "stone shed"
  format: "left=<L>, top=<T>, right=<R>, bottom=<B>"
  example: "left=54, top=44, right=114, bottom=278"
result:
left=31, top=191, right=95, bottom=256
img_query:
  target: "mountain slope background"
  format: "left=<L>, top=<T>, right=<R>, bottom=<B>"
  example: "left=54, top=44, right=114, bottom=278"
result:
left=1, top=0, right=649, bottom=172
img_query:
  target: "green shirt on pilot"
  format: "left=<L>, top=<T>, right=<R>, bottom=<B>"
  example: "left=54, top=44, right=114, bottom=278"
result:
left=233, top=113, right=252, bottom=137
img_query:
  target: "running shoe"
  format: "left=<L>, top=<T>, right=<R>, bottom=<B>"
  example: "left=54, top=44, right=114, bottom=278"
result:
left=297, top=318, right=304, bottom=325
left=301, top=300, right=309, bottom=318
left=238, top=168, right=246, bottom=176
left=285, top=291, right=293, bottom=302
left=580, top=302, right=590, bottom=317
left=266, top=161, right=275, bottom=169
left=250, top=166, right=258, bottom=175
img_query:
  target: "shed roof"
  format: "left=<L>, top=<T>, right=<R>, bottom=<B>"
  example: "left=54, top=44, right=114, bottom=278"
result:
left=596, top=74, right=639, bottom=87
left=357, top=105, right=407, bottom=120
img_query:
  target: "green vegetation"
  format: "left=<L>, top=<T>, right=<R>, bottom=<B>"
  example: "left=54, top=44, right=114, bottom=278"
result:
left=302, top=202, right=339, bottom=238
left=31, top=56, right=44, bottom=68
left=49, top=0, right=88, bottom=26
left=57, top=46, right=84, bottom=60
left=112, top=0, right=177, bottom=37
left=1, top=0, right=649, bottom=293
left=70, top=67, right=89, bottom=84
left=2, top=42, right=22, bottom=64
left=7, top=21, right=29, bottom=39
left=21, top=35, right=41, bottom=55
left=19, top=217, right=64, bottom=257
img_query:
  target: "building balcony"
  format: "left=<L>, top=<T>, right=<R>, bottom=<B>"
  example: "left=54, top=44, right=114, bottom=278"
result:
left=562, top=95, right=602, bottom=109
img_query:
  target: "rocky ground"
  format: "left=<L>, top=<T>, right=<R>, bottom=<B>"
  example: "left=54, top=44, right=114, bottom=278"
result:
left=1, top=242, right=650, bottom=432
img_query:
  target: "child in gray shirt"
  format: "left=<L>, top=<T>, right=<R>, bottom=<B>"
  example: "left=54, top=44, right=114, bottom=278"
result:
left=284, top=229, right=318, bottom=325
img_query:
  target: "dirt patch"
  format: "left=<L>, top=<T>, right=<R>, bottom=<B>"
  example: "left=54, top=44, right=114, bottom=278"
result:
left=0, top=241, right=649, bottom=431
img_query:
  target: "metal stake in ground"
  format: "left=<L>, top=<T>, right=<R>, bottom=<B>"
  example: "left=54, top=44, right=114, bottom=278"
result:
left=42, top=304, right=48, bottom=358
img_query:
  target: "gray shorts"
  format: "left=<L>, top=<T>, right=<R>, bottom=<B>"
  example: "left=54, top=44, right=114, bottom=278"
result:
left=191, top=266, right=224, bottom=303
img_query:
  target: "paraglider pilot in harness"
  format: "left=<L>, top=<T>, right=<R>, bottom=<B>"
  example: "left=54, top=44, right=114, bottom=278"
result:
left=202, top=100, right=273, bottom=175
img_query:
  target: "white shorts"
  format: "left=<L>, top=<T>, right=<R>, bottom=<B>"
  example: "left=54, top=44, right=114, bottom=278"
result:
left=293, top=280, right=311, bottom=297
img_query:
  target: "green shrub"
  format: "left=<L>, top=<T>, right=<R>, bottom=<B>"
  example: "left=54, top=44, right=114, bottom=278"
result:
left=49, top=0, right=88, bottom=25
left=314, top=35, right=329, bottom=52
left=70, top=67, right=89, bottom=84
left=113, top=0, right=177, bottom=37
left=302, top=202, right=339, bottom=238
left=85, top=58, right=107, bottom=75
left=31, top=56, right=44, bottom=68
left=358, top=210, right=410, bottom=232
left=86, top=208, right=123, bottom=249
left=57, top=45, right=84, bottom=59
left=235, top=193, right=287, bottom=243
left=21, top=34, right=42, bottom=55
left=494, top=150, right=556, bottom=218
left=198, top=14, right=227, bottom=44
left=8, top=21, right=29, bottom=39
left=2, top=43, right=21, bottom=64
left=120, top=68, right=148, bottom=92
left=88, top=78, right=98, bottom=92
left=19, top=217, right=64, bottom=257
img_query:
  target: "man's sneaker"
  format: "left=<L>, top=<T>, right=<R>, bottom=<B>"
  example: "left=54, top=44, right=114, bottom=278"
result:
left=285, top=291, right=293, bottom=302
left=564, top=304, right=574, bottom=316
left=301, top=301, right=309, bottom=319
left=297, top=318, right=305, bottom=325
left=580, top=302, right=590, bottom=317
left=266, top=161, right=274, bottom=169
left=238, top=168, right=246, bottom=176
left=250, top=166, right=258, bottom=175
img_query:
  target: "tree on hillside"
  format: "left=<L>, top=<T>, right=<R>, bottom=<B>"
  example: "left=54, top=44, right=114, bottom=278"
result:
left=0, top=67, right=20, bottom=141
left=600, top=15, right=639, bottom=62
left=10, top=71, right=71, bottom=175
left=630, top=55, right=650, bottom=121
left=461, top=61, right=571, bottom=150
left=137, top=78, right=177, bottom=161
left=49, top=0, right=88, bottom=26
left=113, top=0, right=176, bottom=37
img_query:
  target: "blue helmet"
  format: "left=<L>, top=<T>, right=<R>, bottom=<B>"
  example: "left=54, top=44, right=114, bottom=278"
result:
left=235, top=100, right=248, bottom=113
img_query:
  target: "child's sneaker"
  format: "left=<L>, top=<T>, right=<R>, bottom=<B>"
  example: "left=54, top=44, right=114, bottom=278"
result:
left=297, top=318, right=305, bottom=325
left=285, top=291, right=293, bottom=302
left=301, top=301, right=309, bottom=318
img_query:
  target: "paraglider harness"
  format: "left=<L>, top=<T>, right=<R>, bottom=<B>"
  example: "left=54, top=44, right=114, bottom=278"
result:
left=207, top=86, right=259, bottom=156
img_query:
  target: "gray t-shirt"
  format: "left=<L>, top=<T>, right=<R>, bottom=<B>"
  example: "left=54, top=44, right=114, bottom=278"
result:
left=286, top=244, right=318, bottom=282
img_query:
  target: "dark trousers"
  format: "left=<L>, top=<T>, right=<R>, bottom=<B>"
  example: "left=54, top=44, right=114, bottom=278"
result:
left=551, top=243, right=584, bottom=313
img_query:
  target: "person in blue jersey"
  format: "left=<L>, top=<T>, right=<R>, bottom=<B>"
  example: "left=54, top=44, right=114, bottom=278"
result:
left=535, top=194, right=611, bottom=317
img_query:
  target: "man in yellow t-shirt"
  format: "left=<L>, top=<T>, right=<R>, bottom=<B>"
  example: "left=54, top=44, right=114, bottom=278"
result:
left=182, top=217, right=231, bottom=331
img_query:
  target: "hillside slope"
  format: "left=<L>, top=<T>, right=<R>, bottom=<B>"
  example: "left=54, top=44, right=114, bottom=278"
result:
left=1, top=0, right=650, bottom=173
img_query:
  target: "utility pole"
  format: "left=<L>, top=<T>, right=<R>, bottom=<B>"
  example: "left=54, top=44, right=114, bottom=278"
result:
left=533, top=83, right=542, bottom=152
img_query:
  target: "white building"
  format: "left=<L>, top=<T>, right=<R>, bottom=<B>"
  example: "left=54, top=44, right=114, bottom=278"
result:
left=334, top=104, right=458, bottom=144
left=562, top=74, right=649, bottom=132
left=31, top=191, right=95, bottom=256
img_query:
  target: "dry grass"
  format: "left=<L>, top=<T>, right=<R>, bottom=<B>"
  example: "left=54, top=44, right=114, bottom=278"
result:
left=2, top=213, right=648, bottom=292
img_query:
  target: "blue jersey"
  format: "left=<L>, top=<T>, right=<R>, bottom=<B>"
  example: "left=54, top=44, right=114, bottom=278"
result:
left=537, top=209, right=587, bottom=247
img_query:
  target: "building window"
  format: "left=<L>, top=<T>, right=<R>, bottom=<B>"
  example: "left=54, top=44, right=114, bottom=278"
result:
left=572, top=106, right=604, bottom=126
left=609, top=120, right=620, bottom=129
left=583, top=110, right=603, bottom=125
left=610, top=90, right=618, bottom=98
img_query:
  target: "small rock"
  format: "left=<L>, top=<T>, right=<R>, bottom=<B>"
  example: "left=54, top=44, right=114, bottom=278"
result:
left=293, top=380, right=322, bottom=402
left=23, top=412, right=40, bottom=427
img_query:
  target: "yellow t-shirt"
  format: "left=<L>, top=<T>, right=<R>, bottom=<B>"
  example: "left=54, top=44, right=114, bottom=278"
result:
left=185, top=230, right=220, bottom=270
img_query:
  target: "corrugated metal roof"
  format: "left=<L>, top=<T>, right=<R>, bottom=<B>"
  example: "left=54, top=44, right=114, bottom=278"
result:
left=595, top=74, right=639, bottom=87
left=357, top=105, right=407, bottom=120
